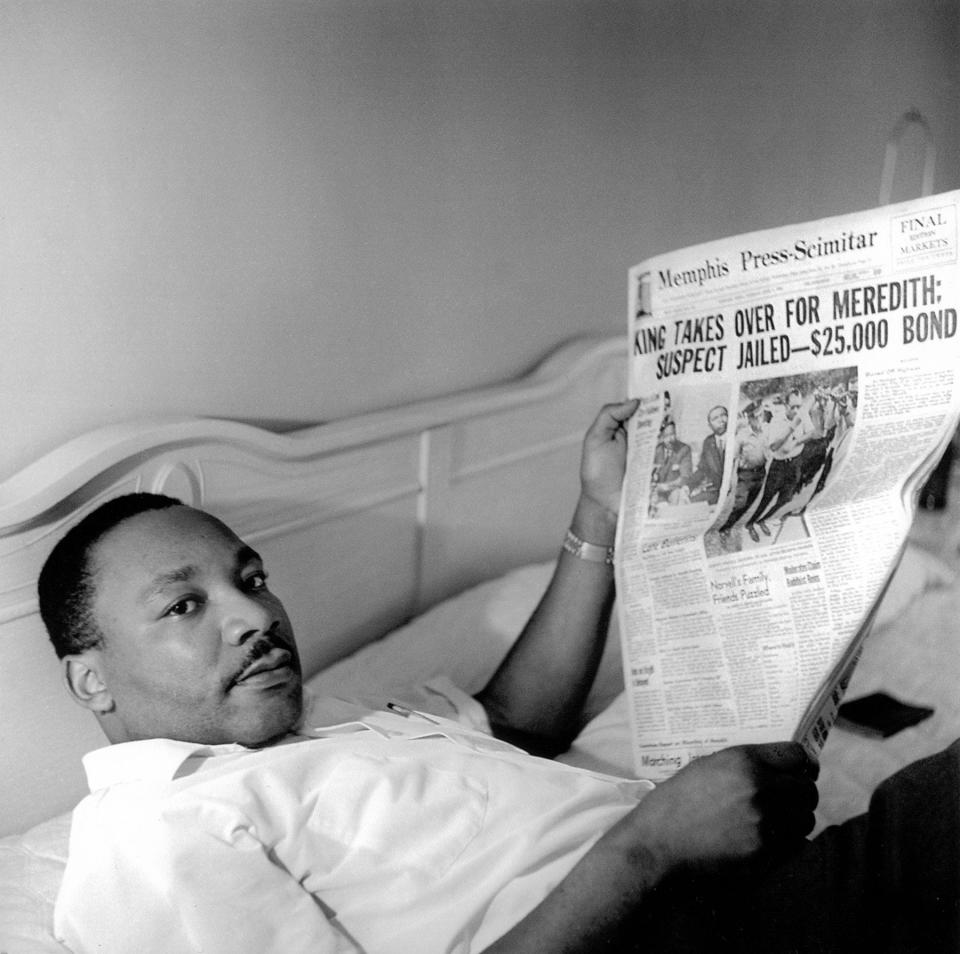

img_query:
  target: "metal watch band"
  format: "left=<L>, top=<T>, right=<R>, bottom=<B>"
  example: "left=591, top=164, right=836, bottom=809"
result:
left=562, top=528, right=615, bottom=565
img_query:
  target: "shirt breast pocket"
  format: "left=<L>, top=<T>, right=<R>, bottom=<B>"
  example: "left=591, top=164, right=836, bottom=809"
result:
left=298, top=751, right=489, bottom=887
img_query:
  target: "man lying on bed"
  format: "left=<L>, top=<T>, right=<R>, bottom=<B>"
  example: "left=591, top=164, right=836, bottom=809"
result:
left=37, top=401, right=958, bottom=954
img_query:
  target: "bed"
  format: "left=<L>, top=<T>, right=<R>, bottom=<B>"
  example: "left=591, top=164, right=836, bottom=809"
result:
left=2, top=333, right=958, bottom=953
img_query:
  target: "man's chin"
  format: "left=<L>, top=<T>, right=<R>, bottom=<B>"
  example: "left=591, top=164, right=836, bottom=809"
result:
left=232, top=681, right=304, bottom=747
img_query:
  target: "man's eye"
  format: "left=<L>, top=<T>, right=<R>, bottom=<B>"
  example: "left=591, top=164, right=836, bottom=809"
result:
left=165, top=598, right=199, bottom=618
left=244, top=571, right=268, bottom=591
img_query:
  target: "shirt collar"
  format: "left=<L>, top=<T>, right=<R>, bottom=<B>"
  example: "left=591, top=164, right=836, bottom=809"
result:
left=82, top=737, right=249, bottom=792
left=80, top=710, right=402, bottom=794
left=78, top=690, right=343, bottom=792
left=81, top=691, right=461, bottom=792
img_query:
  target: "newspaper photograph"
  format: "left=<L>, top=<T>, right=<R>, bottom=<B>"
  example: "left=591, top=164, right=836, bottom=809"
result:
left=616, top=190, right=960, bottom=781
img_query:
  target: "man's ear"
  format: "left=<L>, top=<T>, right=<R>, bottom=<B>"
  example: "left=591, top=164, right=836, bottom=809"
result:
left=62, top=652, right=115, bottom=714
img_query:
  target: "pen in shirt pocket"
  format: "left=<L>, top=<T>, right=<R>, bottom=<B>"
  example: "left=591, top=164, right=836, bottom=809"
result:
left=385, top=701, right=441, bottom=724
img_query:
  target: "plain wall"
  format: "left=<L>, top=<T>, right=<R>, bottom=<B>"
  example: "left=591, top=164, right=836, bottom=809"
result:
left=2, top=0, right=958, bottom=480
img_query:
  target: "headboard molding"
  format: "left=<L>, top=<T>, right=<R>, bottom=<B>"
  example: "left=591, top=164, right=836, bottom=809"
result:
left=0, top=333, right=626, bottom=834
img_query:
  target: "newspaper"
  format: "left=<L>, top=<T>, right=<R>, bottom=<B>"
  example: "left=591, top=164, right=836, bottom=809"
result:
left=616, top=191, right=960, bottom=781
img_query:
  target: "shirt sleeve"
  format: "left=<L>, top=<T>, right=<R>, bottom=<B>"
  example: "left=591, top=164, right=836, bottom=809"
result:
left=55, top=795, right=363, bottom=954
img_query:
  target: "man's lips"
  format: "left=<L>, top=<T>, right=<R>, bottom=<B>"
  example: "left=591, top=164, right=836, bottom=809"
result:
left=231, top=647, right=295, bottom=688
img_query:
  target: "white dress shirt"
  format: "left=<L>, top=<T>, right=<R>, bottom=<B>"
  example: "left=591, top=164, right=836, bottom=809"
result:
left=55, top=680, right=652, bottom=954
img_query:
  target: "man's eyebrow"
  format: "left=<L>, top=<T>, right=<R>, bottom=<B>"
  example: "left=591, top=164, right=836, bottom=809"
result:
left=140, top=565, right=200, bottom=602
left=237, top=545, right=264, bottom=567
left=139, top=546, right=264, bottom=602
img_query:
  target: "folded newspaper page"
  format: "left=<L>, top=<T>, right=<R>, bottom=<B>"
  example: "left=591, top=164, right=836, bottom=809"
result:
left=616, top=191, right=960, bottom=781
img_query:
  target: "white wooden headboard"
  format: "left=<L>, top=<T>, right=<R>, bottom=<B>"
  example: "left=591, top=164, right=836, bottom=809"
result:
left=0, top=334, right=626, bottom=836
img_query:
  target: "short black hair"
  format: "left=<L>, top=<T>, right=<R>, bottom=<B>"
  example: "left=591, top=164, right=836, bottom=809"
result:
left=38, top=493, right=183, bottom=659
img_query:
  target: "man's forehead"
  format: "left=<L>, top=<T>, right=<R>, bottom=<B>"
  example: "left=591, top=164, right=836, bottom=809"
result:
left=91, top=506, right=250, bottom=581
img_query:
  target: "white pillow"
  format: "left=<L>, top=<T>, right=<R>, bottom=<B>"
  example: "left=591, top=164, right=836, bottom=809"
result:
left=0, top=812, right=72, bottom=953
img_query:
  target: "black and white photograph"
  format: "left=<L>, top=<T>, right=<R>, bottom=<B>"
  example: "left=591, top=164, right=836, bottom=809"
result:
left=648, top=385, right=729, bottom=519
left=707, top=367, right=859, bottom=554
left=2, top=4, right=959, bottom=953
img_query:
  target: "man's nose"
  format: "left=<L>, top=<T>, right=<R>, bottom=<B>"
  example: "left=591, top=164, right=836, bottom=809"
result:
left=220, top=592, right=276, bottom=646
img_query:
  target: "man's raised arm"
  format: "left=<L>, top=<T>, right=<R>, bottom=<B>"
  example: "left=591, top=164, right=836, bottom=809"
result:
left=476, top=399, right=638, bottom=755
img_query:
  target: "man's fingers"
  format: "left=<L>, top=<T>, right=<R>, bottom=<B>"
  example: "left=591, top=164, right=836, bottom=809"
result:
left=757, top=773, right=819, bottom=825
left=587, top=399, right=640, bottom=440
left=752, top=745, right=821, bottom=848
left=605, top=397, right=640, bottom=424
left=750, top=740, right=820, bottom=781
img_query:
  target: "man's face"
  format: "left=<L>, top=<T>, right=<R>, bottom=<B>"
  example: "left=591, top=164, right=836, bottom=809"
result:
left=85, top=506, right=303, bottom=747
left=708, top=407, right=728, bottom=436
left=662, top=423, right=677, bottom=446
left=787, top=395, right=803, bottom=419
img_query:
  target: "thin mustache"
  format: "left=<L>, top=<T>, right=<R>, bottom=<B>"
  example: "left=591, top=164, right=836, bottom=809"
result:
left=228, top=629, right=292, bottom=688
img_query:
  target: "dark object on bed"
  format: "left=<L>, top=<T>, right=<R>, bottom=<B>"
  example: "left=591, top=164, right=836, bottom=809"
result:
left=836, top=691, right=934, bottom=739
